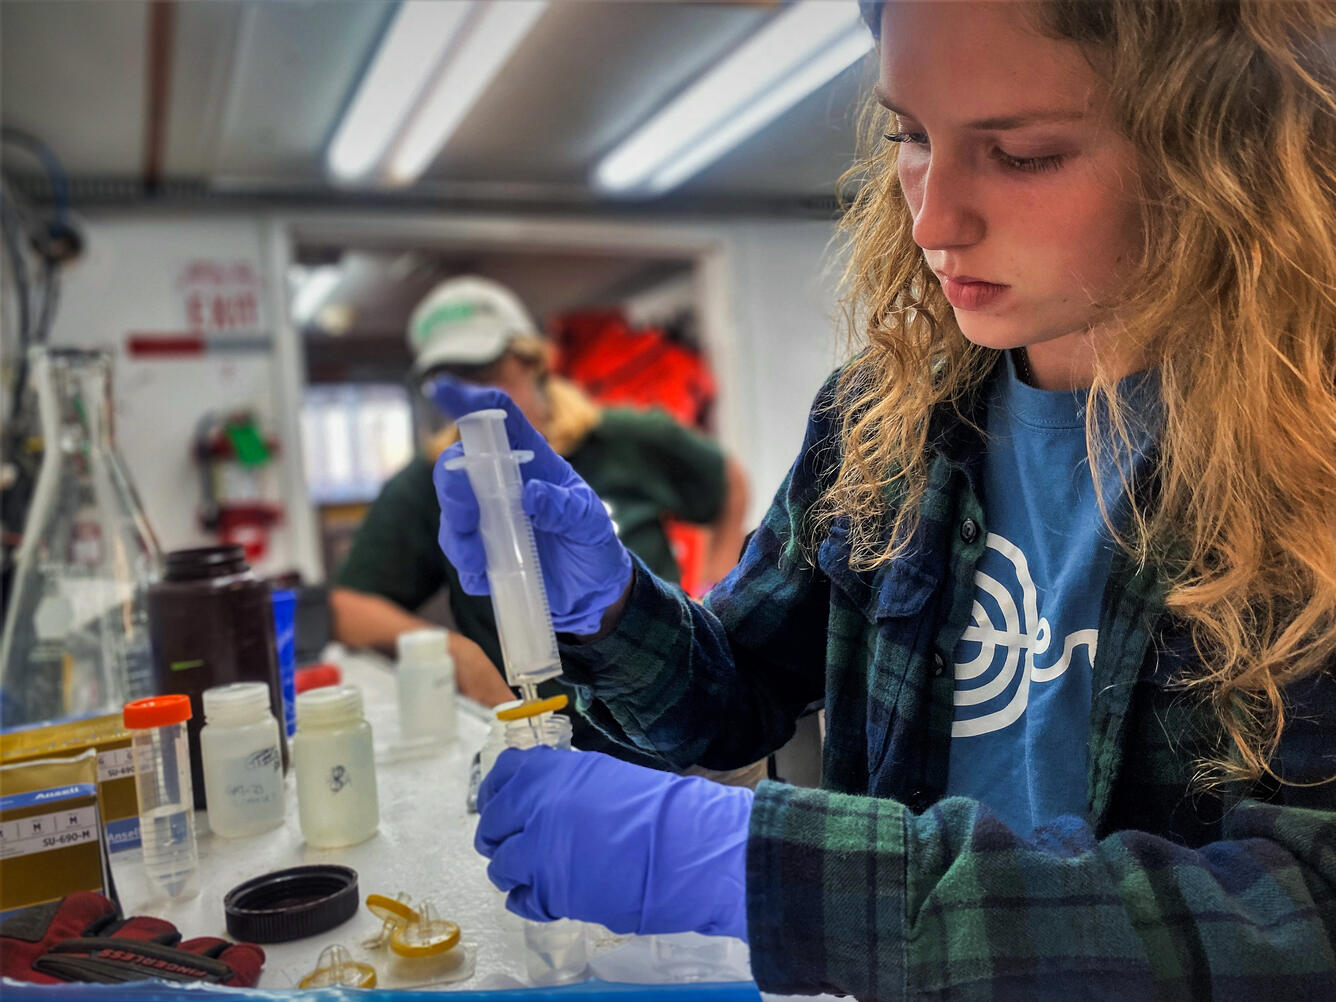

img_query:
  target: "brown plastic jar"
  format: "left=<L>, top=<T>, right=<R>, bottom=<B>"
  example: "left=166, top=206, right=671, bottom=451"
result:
left=147, top=546, right=289, bottom=808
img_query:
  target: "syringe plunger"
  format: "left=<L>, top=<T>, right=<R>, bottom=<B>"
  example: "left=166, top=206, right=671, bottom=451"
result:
left=447, top=409, right=561, bottom=688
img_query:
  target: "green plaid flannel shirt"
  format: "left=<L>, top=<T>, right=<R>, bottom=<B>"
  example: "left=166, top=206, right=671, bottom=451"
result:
left=558, top=370, right=1336, bottom=1000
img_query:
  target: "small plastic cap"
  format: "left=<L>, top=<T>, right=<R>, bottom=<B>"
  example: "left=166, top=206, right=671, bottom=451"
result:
left=203, top=682, right=271, bottom=721
left=297, top=685, right=363, bottom=729
left=296, top=662, right=342, bottom=694
left=123, top=694, right=192, bottom=729
left=397, top=628, right=450, bottom=664
left=295, top=663, right=341, bottom=694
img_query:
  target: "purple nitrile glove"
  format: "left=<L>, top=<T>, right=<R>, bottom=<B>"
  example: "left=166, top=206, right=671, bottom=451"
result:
left=476, top=746, right=752, bottom=940
left=429, top=377, right=633, bottom=636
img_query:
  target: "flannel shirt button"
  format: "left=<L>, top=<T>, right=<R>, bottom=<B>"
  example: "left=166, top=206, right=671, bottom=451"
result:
left=932, top=652, right=945, bottom=676
left=959, top=518, right=980, bottom=544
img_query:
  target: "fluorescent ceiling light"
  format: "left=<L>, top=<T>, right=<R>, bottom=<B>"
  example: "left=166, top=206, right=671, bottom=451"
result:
left=327, top=0, right=546, bottom=185
left=594, top=2, right=873, bottom=197
left=327, top=3, right=475, bottom=182
left=292, top=265, right=343, bottom=324
left=388, top=0, right=548, bottom=185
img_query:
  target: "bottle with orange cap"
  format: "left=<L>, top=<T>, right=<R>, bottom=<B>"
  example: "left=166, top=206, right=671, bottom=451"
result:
left=122, top=694, right=200, bottom=900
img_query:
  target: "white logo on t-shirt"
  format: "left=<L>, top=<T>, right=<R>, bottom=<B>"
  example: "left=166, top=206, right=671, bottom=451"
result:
left=952, top=532, right=1098, bottom=738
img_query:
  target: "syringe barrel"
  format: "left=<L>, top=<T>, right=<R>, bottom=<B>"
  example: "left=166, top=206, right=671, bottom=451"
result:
left=451, top=410, right=561, bottom=687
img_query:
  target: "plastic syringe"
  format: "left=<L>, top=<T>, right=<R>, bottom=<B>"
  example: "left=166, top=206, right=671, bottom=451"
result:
left=445, top=409, right=562, bottom=693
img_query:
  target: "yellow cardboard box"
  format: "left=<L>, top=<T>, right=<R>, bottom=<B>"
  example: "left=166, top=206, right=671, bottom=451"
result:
left=0, top=749, right=115, bottom=916
left=1, top=714, right=140, bottom=852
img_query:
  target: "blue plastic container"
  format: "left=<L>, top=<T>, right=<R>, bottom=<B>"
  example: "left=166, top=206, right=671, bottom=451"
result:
left=269, top=588, right=297, bottom=738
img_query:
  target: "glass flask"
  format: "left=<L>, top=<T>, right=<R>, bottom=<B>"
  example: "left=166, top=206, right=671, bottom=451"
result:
left=0, top=346, right=162, bottom=727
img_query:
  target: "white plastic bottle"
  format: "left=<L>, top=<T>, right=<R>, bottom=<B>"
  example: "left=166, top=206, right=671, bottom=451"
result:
left=395, top=629, right=457, bottom=745
left=199, top=682, right=286, bottom=838
left=294, top=685, right=379, bottom=848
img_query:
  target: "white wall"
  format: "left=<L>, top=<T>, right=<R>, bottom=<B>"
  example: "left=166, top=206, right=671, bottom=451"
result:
left=716, top=219, right=848, bottom=520
left=45, top=212, right=312, bottom=579
left=616, top=221, right=849, bottom=523
left=42, top=209, right=848, bottom=578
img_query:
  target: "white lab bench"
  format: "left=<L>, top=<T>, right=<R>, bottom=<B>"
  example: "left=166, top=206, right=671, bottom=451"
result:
left=107, top=649, right=768, bottom=994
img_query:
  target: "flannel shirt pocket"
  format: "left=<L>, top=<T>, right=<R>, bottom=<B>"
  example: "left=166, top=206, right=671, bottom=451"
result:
left=818, top=521, right=939, bottom=781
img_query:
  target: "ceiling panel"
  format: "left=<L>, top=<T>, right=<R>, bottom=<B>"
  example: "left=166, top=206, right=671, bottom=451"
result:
left=164, top=0, right=245, bottom=175
left=206, top=0, right=393, bottom=177
left=1, top=0, right=869, bottom=204
left=682, top=53, right=874, bottom=197
left=1, top=0, right=148, bottom=175
left=420, top=2, right=773, bottom=186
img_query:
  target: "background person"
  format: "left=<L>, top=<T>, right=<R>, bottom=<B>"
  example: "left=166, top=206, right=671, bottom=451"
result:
left=439, top=1, right=1336, bottom=996
left=331, top=276, right=749, bottom=738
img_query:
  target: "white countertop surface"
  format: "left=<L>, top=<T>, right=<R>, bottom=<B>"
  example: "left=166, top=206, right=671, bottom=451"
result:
left=110, top=648, right=759, bottom=993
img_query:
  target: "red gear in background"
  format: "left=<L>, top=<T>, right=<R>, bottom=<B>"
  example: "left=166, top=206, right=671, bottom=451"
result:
left=551, top=309, right=723, bottom=596
left=551, top=310, right=716, bottom=431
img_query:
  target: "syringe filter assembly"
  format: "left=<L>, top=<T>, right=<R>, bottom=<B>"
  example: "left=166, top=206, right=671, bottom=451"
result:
left=445, top=409, right=562, bottom=689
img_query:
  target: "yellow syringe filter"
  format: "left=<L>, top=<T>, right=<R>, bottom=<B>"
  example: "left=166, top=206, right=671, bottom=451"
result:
left=364, top=892, right=419, bottom=949
left=389, top=901, right=462, bottom=957
left=298, top=944, right=378, bottom=988
left=495, top=693, right=568, bottom=721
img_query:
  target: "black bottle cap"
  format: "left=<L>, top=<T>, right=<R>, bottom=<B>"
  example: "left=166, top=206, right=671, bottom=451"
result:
left=223, top=864, right=359, bottom=943
left=164, top=545, right=249, bottom=580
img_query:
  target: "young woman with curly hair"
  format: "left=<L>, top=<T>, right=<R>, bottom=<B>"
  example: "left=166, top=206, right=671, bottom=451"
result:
left=434, top=1, right=1336, bottom=996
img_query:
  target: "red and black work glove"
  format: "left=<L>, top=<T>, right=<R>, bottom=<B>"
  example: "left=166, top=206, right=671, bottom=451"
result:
left=0, top=891, right=264, bottom=986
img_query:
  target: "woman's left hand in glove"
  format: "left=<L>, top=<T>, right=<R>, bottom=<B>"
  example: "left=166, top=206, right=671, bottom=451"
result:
left=475, top=746, right=753, bottom=940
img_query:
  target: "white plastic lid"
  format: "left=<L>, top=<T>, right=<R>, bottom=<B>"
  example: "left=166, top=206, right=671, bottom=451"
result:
left=297, top=685, right=364, bottom=729
left=397, top=628, right=450, bottom=664
left=203, top=682, right=272, bottom=724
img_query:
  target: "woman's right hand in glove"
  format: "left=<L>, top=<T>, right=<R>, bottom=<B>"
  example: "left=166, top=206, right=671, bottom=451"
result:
left=429, top=377, right=634, bottom=637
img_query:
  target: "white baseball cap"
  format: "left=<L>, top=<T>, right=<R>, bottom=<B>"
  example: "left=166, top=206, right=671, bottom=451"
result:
left=407, top=275, right=540, bottom=376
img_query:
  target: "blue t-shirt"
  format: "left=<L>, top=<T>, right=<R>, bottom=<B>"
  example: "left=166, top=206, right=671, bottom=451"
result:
left=945, top=354, right=1127, bottom=836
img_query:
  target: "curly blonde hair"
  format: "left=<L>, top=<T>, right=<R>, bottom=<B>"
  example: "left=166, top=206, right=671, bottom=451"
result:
left=825, top=0, right=1336, bottom=787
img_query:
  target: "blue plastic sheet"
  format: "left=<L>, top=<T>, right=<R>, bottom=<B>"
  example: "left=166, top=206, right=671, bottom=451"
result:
left=1, top=979, right=762, bottom=1002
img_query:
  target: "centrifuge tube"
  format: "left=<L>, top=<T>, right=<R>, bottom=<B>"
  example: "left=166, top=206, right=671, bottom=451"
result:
left=123, top=695, right=200, bottom=901
left=445, top=409, right=561, bottom=690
